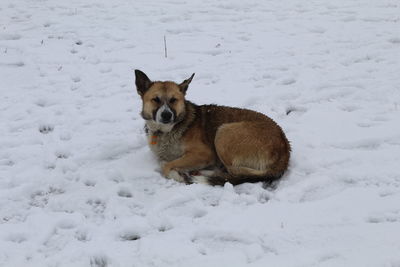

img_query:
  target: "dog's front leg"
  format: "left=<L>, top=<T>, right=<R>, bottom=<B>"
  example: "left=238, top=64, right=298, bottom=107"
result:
left=162, top=150, right=214, bottom=183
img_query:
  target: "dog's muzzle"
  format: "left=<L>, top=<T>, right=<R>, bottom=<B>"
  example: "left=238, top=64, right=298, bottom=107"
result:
left=156, top=104, right=174, bottom=124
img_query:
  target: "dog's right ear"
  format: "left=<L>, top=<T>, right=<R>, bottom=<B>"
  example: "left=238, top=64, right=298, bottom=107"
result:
left=179, top=73, right=195, bottom=94
left=135, top=69, right=152, bottom=97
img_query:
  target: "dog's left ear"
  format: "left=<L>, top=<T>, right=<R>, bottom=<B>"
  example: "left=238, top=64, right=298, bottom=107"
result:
left=179, top=73, right=195, bottom=94
left=135, top=69, right=152, bottom=97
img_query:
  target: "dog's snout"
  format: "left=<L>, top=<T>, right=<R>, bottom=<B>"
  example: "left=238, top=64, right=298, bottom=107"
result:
left=155, top=104, right=174, bottom=124
left=161, top=111, right=172, bottom=122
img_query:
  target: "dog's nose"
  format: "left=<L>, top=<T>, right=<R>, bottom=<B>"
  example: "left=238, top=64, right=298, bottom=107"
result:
left=161, top=111, right=172, bottom=123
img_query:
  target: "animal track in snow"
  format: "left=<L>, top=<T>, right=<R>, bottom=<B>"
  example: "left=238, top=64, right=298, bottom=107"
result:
left=117, top=188, right=132, bottom=198
left=0, top=158, right=14, bottom=166
left=84, top=180, right=96, bottom=187
left=90, top=255, right=109, bottom=267
left=367, top=211, right=400, bottom=224
left=34, top=98, right=50, bottom=107
left=87, top=198, right=106, bottom=215
left=55, top=150, right=70, bottom=159
left=119, top=231, right=141, bottom=241
left=157, top=222, right=173, bottom=232
left=75, top=229, right=90, bottom=242
left=39, top=124, right=54, bottom=134
left=5, top=233, right=27, bottom=243
left=107, top=170, right=124, bottom=183
left=30, top=187, right=65, bottom=207
left=1, top=61, right=25, bottom=67
left=71, top=76, right=81, bottom=83
left=379, top=190, right=396, bottom=198
left=388, top=37, right=400, bottom=44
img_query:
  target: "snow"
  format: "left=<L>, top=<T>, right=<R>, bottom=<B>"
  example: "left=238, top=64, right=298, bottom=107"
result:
left=1, top=0, right=400, bottom=266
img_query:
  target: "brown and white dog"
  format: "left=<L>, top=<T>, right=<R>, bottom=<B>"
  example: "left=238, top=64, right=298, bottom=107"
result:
left=135, top=70, right=290, bottom=185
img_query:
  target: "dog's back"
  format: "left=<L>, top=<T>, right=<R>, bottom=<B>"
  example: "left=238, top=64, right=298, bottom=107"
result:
left=186, top=102, right=290, bottom=185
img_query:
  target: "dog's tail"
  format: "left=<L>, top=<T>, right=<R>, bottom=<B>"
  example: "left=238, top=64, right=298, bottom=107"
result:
left=190, top=170, right=282, bottom=186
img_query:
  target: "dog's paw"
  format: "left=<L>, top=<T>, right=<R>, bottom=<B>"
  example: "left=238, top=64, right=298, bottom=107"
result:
left=166, top=170, right=185, bottom=183
left=191, top=175, right=210, bottom=185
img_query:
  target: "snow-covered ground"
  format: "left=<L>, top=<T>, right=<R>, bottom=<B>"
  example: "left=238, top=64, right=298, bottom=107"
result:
left=1, top=0, right=400, bottom=266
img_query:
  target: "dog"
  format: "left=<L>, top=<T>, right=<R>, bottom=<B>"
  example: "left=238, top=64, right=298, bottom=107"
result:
left=135, top=70, right=290, bottom=186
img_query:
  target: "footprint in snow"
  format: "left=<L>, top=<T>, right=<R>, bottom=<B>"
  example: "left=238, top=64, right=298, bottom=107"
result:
left=30, top=187, right=64, bottom=207
left=117, top=188, right=132, bottom=198
left=158, top=223, right=173, bottom=232
left=4, top=61, right=25, bottom=67
left=388, top=38, right=400, bottom=44
left=87, top=198, right=106, bottom=214
left=55, top=150, right=70, bottom=159
left=35, top=98, right=50, bottom=107
left=119, top=231, right=141, bottom=241
left=107, top=170, right=124, bottom=183
left=84, top=180, right=96, bottom=187
left=5, top=233, right=27, bottom=243
left=39, top=124, right=54, bottom=134
left=71, top=76, right=81, bottom=83
left=90, top=255, right=109, bottom=267
left=0, top=158, right=14, bottom=166
left=75, top=229, right=90, bottom=242
left=367, top=211, right=400, bottom=224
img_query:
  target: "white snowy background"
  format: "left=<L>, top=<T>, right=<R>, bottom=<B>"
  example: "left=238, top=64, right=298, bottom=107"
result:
left=1, top=0, right=400, bottom=266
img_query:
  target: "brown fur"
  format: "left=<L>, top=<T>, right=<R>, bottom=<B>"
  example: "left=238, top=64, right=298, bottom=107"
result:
left=135, top=70, right=290, bottom=186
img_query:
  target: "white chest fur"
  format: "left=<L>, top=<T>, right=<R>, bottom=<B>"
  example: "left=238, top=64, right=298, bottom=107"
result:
left=147, top=131, right=184, bottom=162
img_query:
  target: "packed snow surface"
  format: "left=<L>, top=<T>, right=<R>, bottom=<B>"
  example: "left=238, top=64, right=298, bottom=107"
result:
left=1, top=0, right=400, bottom=266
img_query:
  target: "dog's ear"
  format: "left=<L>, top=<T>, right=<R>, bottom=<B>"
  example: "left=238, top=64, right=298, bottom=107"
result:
left=179, top=73, right=195, bottom=94
left=135, top=69, right=152, bottom=97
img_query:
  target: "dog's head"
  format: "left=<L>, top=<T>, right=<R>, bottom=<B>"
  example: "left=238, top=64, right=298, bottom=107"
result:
left=135, top=69, right=195, bottom=132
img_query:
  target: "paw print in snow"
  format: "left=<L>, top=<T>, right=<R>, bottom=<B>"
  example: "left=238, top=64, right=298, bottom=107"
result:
left=39, top=124, right=54, bottom=134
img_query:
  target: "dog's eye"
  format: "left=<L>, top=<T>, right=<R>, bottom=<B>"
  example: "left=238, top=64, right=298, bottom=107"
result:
left=152, top=97, right=161, bottom=104
left=169, top=98, right=177, bottom=104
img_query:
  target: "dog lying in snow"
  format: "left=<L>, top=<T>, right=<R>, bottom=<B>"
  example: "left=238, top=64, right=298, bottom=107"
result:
left=135, top=70, right=290, bottom=185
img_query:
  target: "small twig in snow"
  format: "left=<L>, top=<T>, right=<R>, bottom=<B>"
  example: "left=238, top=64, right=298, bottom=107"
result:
left=164, top=35, right=167, bottom=58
